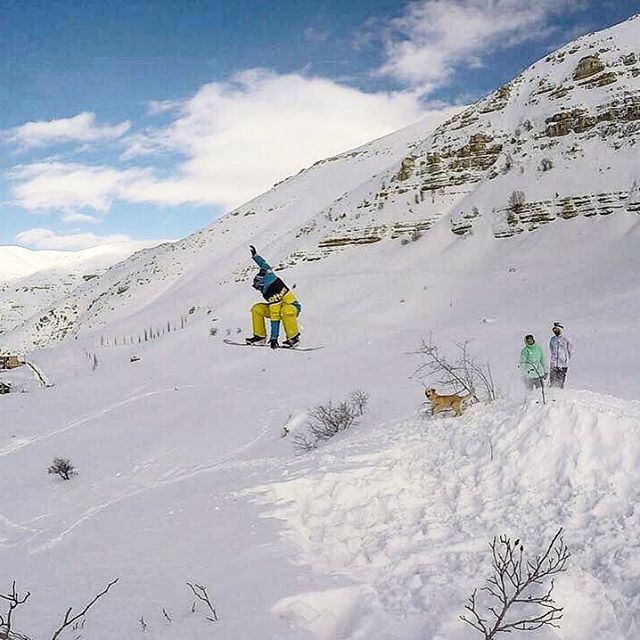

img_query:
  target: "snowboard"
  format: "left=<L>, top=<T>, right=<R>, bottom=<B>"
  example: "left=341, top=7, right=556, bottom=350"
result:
left=223, top=338, right=323, bottom=352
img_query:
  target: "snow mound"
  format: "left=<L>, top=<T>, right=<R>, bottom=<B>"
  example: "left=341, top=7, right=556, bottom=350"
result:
left=248, top=390, right=640, bottom=639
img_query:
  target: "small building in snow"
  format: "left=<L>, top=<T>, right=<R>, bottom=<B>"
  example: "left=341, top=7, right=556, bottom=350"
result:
left=0, top=381, right=11, bottom=395
left=0, top=355, right=22, bottom=370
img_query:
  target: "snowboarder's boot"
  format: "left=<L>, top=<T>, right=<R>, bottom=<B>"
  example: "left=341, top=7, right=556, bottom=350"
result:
left=246, top=335, right=267, bottom=345
left=282, top=334, right=300, bottom=348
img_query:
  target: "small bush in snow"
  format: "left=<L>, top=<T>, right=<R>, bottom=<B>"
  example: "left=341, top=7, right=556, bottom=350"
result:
left=0, top=581, right=30, bottom=639
left=209, top=326, right=218, bottom=337
left=349, top=389, right=369, bottom=415
left=48, top=457, right=76, bottom=481
left=461, top=529, right=570, bottom=639
left=509, top=190, right=526, bottom=211
left=540, top=157, right=553, bottom=172
left=400, top=229, right=422, bottom=245
left=293, top=390, right=369, bottom=452
left=0, top=578, right=117, bottom=640
left=187, top=582, right=218, bottom=623
left=416, top=337, right=497, bottom=402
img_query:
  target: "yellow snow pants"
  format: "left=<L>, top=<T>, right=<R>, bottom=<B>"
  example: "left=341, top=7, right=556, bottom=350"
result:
left=251, top=290, right=299, bottom=339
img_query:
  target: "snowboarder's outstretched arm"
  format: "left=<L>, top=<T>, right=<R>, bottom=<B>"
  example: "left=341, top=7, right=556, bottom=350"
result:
left=250, top=246, right=272, bottom=272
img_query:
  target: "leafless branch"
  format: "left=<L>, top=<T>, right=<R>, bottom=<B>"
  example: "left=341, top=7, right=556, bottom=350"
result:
left=50, top=579, right=118, bottom=640
left=186, top=583, right=218, bottom=623
left=293, top=390, right=369, bottom=452
left=461, top=529, right=570, bottom=638
left=416, top=337, right=497, bottom=402
left=0, top=582, right=30, bottom=639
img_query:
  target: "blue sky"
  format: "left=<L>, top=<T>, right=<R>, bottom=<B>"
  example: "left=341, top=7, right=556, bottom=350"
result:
left=1, top=0, right=638, bottom=250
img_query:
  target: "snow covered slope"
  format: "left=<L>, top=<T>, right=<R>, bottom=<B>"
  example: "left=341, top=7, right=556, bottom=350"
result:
left=5, top=14, right=640, bottom=352
left=1, top=330, right=639, bottom=639
left=0, top=244, right=161, bottom=338
left=0, top=15, right=639, bottom=640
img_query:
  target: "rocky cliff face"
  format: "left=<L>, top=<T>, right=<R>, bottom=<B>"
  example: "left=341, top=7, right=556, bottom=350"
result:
left=6, top=15, right=640, bottom=352
left=304, top=14, right=640, bottom=248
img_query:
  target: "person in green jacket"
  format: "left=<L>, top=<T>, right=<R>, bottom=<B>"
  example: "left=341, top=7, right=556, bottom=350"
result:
left=520, top=334, right=547, bottom=390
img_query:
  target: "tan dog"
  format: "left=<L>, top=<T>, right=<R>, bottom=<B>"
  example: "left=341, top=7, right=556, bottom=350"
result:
left=425, top=387, right=474, bottom=417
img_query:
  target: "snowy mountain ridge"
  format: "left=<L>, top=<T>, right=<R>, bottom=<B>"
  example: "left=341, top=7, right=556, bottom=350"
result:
left=4, top=14, right=640, bottom=353
left=0, top=245, right=144, bottom=284
left=0, top=243, right=161, bottom=341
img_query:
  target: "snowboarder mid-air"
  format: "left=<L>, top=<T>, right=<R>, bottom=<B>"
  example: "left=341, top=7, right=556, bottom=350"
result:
left=245, top=246, right=301, bottom=349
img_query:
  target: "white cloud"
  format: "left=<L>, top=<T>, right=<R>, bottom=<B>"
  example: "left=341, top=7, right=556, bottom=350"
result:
left=61, top=212, right=102, bottom=224
left=120, top=69, right=448, bottom=209
left=378, top=0, right=584, bottom=89
left=15, top=227, right=165, bottom=251
left=4, top=112, right=130, bottom=150
left=8, top=162, right=150, bottom=213
left=147, top=99, right=182, bottom=116
left=7, top=71, right=458, bottom=215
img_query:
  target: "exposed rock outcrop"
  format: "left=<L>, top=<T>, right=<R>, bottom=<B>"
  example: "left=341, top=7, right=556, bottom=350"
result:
left=573, top=55, right=605, bottom=80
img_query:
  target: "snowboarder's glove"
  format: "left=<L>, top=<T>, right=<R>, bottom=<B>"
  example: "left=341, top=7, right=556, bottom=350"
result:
left=250, top=245, right=257, bottom=257
left=269, top=339, right=279, bottom=349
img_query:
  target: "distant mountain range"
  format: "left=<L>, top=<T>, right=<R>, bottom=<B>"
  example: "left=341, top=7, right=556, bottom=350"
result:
left=0, top=244, right=161, bottom=338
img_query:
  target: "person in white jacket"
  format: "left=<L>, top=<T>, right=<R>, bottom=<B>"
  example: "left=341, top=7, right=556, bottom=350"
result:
left=549, top=323, right=572, bottom=388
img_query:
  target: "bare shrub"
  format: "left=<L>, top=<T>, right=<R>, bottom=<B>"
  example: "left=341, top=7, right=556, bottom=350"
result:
left=1, top=579, right=117, bottom=640
left=293, top=391, right=369, bottom=452
left=461, top=529, right=570, bottom=639
left=0, top=582, right=30, bottom=639
left=186, top=583, right=218, bottom=623
left=292, top=431, right=318, bottom=452
left=416, top=337, right=496, bottom=402
left=509, top=190, right=526, bottom=211
left=51, top=579, right=119, bottom=640
left=349, top=389, right=369, bottom=415
left=48, top=457, right=76, bottom=481
left=209, top=326, right=218, bottom=337
left=540, top=157, right=553, bottom=172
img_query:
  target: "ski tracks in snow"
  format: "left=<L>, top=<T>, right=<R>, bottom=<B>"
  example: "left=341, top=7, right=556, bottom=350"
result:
left=25, top=403, right=276, bottom=554
left=0, top=385, right=196, bottom=458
